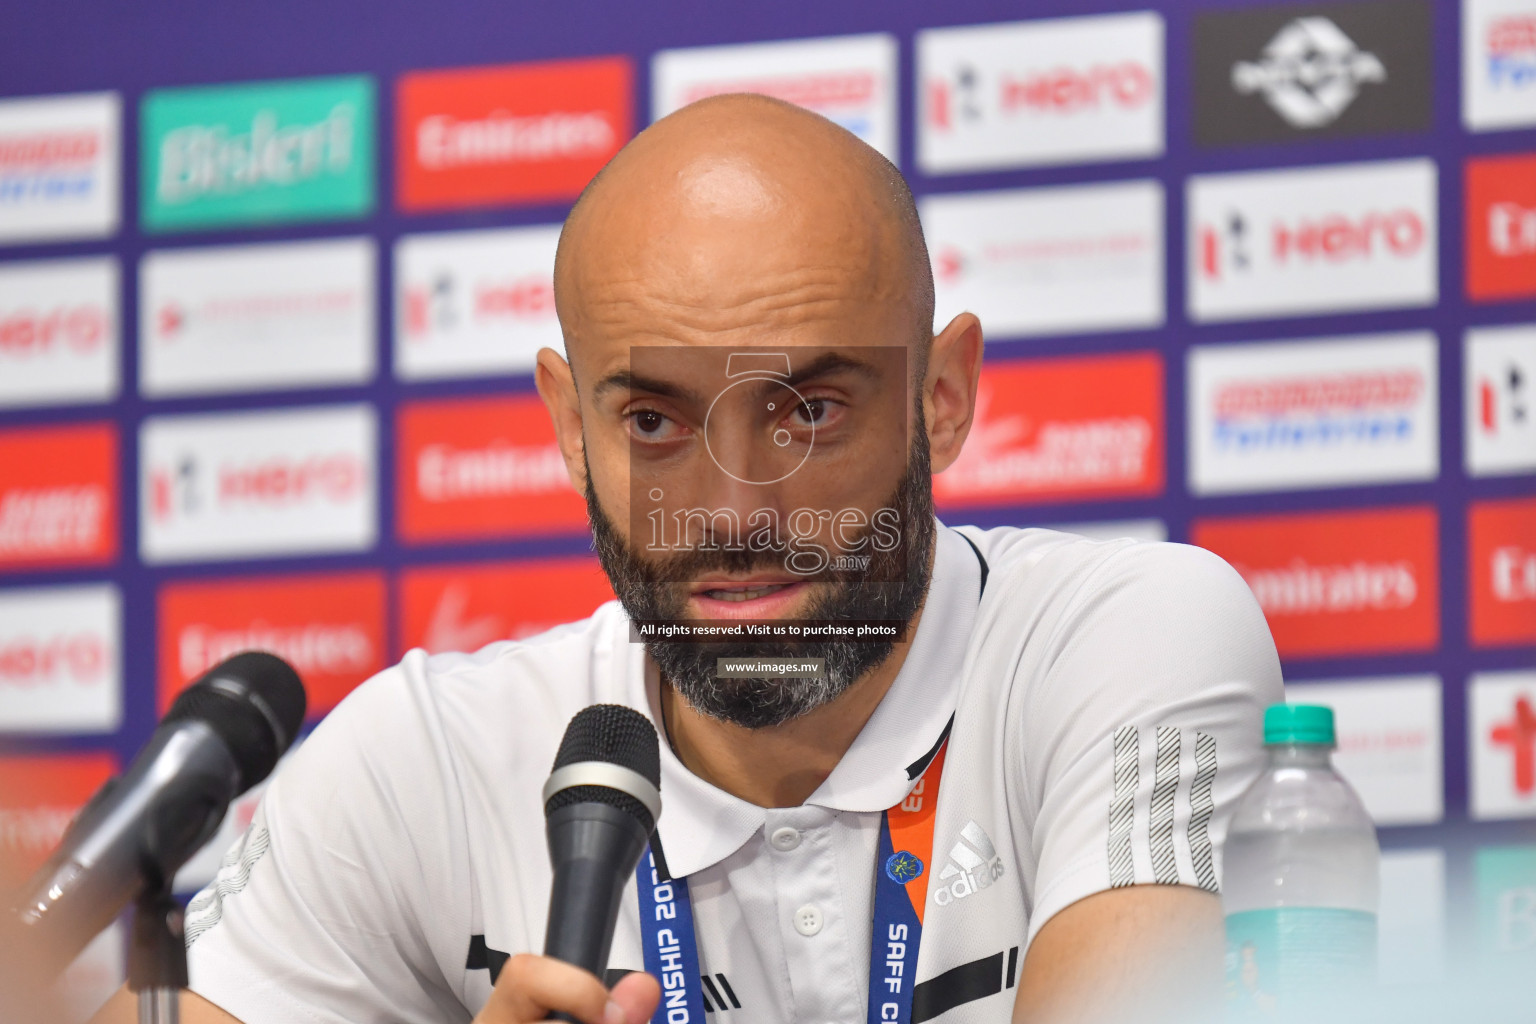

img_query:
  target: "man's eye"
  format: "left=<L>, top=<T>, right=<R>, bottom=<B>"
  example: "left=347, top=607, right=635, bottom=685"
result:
left=792, top=399, right=831, bottom=426
left=629, top=410, right=675, bottom=439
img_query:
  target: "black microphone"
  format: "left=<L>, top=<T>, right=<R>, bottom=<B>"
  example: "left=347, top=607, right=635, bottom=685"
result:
left=542, top=704, right=661, bottom=989
left=8, top=651, right=305, bottom=976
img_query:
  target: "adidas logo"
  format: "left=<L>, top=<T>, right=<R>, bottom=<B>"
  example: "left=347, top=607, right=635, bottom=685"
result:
left=932, top=820, right=1005, bottom=907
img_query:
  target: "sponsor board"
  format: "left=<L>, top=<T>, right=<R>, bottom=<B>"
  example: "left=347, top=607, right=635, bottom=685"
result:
left=1462, top=323, right=1536, bottom=475
left=0, top=423, right=117, bottom=571
left=1045, top=519, right=1167, bottom=543
left=0, top=92, right=119, bottom=244
left=1464, top=0, right=1536, bottom=132
left=1188, top=158, right=1437, bottom=322
left=140, top=404, right=376, bottom=563
left=0, top=752, right=116, bottom=875
left=1466, top=324, right=1536, bottom=477
left=652, top=34, right=897, bottom=161
left=1378, top=850, right=1446, bottom=986
left=141, top=237, right=375, bottom=396
left=141, top=75, right=374, bottom=232
left=158, top=571, right=385, bottom=717
left=394, top=226, right=561, bottom=380
left=0, top=584, right=120, bottom=734
left=1471, top=497, right=1536, bottom=648
left=1474, top=844, right=1536, bottom=967
left=934, top=352, right=1164, bottom=509
left=1192, top=506, right=1438, bottom=658
left=0, top=256, right=118, bottom=408
left=398, top=57, right=630, bottom=211
left=397, top=558, right=615, bottom=655
left=1286, top=675, right=1443, bottom=825
left=1188, top=331, right=1438, bottom=495
left=1470, top=670, right=1536, bottom=820
left=917, top=12, right=1164, bottom=173
left=1467, top=153, right=1536, bottom=303
left=397, top=394, right=585, bottom=543
left=922, top=180, right=1164, bottom=339
left=1192, top=0, right=1432, bottom=146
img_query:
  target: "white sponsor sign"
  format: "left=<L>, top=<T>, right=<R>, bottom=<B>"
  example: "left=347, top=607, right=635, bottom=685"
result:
left=1046, top=519, right=1167, bottom=543
left=1464, top=0, right=1536, bottom=131
left=922, top=179, right=1164, bottom=339
left=1286, top=675, right=1443, bottom=826
left=1188, top=158, right=1437, bottom=322
left=1470, top=670, right=1536, bottom=821
left=1189, top=331, right=1438, bottom=495
left=1378, top=849, right=1446, bottom=986
left=1466, top=323, right=1536, bottom=477
left=140, top=404, right=376, bottom=564
left=0, top=257, right=118, bottom=408
left=0, top=92, right=119, bottom=244
left=917, top=12, right=1164, bottom=173
left=141, top=238, right=375, bottom=396
left=0, top=584, right=121, bottom=734
left=394, top=226, right=561, bottom=381
left=652, top=34, right=898, bottom=161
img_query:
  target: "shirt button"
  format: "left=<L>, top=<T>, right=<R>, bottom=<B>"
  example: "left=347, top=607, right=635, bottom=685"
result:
left=769, top=826, right=801, bottom=851
left=793, top=904, right=823, bottom=937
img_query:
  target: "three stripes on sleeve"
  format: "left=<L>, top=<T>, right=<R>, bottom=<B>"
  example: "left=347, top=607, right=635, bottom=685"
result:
left=1108, top=726, right=1219, bottom=893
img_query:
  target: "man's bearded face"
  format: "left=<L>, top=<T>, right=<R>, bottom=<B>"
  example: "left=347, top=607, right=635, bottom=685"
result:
left=586, top=420, right=936, bottom=730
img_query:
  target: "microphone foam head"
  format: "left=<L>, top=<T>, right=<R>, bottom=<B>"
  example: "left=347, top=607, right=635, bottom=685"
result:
left=166, top=652, right=307, bottom=793
left=546, top=704, right=661, bottom=831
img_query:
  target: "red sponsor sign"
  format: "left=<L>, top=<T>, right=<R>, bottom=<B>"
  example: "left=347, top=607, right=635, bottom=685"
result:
left=397, top=394, right=587, bottom=543
left=0, top=423, right=116, bottom=571
left=934, top=352, right=1164, bottom=508
left=1193, top=506, right=1439, bottom=658
left=1467, top=153, right=1536, bottom=303
left=158, top=571, right=387, bottom=718
left=397, top=58, right=632, bottom=212
left=0, top=752, right=115, bottom=876
left=1471, top=496, right=1536, bottom=648
left=398, top=558, right=615, bottom=656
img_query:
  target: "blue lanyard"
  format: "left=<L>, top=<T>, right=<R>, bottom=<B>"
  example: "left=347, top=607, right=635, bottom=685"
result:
left=634, top=742, right=949, bottom=1024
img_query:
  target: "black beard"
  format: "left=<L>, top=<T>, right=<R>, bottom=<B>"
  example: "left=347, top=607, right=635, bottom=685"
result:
left=586, top=427, right=936, bottom=729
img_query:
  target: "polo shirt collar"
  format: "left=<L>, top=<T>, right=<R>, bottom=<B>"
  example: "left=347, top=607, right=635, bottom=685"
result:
left=623, top=523, right=977, bottom=879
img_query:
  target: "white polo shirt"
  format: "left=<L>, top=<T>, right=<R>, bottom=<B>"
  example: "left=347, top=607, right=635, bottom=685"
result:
left=184, top=524, right=1283, bottom=1024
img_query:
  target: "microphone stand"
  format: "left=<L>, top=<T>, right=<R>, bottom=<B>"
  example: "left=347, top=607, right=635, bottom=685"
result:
left=128, top=884, right=186, bottom=1024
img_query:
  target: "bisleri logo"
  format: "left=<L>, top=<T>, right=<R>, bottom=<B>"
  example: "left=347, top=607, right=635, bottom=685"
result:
left=932, top=821, right=1005, bottom=906
left=1232, top=18, right=1386, bottom=128
left=142, top=76, right=375, bottom=232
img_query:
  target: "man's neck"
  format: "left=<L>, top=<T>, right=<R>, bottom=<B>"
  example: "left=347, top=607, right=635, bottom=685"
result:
left=658, top=606, right=925, bottom=808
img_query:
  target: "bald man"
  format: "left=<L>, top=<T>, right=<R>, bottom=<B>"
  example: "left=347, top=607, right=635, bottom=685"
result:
left=93, top=96, right=1280, bottom=1024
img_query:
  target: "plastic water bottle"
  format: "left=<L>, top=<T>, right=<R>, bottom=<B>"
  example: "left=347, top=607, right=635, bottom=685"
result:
left=1222, top=704, right=1379, bottom=1019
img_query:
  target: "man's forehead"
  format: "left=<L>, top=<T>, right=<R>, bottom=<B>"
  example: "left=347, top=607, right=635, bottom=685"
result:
left=588, top=342, right=906, bottom=398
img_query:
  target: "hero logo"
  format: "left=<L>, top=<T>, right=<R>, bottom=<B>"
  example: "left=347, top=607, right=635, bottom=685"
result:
left=1189, top=160, right=1437, bottom=321
left=402, top=271, right=554, bottom=339
left=140, top=405, right=376, bottom=564
left=917, top=13, right=1164, bottom=172
left=1232, top=18, right=1386, bottom=128
left=1200, top=207, right=1424, bottom=278
left=1467, top=326, right=1536, bottom=477
left=1492, top=695, right=1536, bottom=797
left=927, top=59, right=1154, bottom=128
left=0, top=585, right=120, bottom=733
left=932, top=821, right=1005, bottom=907
left=151, top=453, right=362, bottom=523
left=0, top=632, right=104, bottom=687
left=0, top=302, right=106, bottom=356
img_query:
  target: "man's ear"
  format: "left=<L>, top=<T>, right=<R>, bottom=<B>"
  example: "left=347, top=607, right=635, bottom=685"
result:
left=923, top=313, right=984, bottom=475
left=535, top=346, right=588, bottom=494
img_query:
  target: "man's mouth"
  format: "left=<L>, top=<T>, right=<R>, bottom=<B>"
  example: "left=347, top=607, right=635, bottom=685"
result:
left=688, top=579, right=810, bottom=619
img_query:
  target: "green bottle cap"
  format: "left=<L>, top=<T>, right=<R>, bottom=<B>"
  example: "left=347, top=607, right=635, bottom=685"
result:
left=1264, top=703, right=1336, bottom=746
